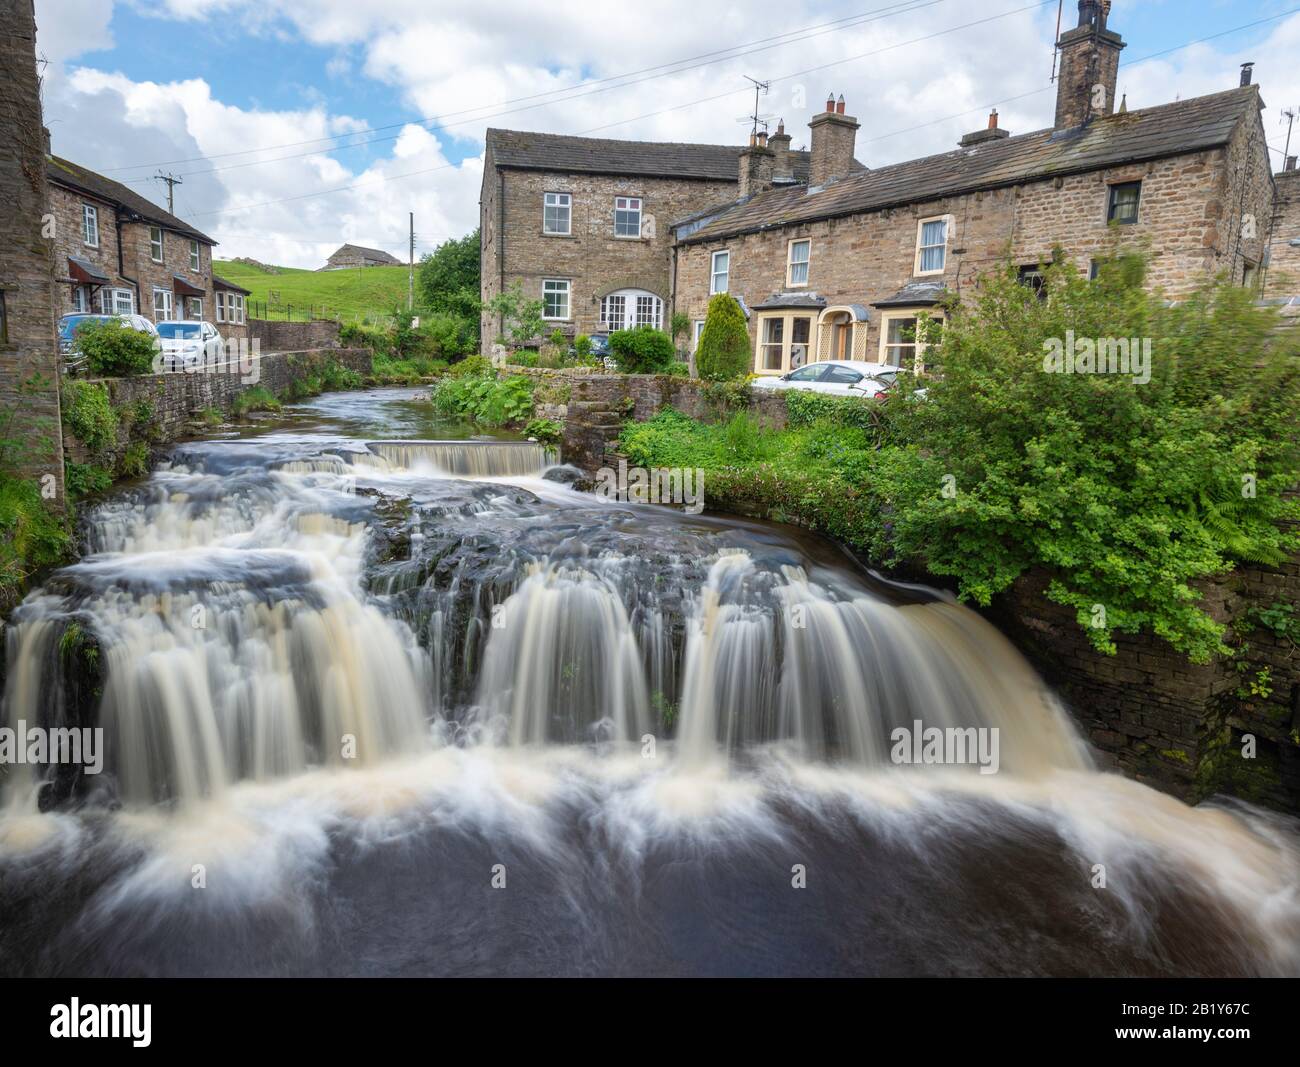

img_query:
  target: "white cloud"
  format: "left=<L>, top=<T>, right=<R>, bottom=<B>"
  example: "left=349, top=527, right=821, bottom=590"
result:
left=31, top=0, right=1300, bottom=267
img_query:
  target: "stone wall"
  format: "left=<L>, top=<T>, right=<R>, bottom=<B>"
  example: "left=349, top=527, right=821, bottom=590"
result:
left=505, top=365, right=786, bottom=472
left=68, top=347, right=372, bottom=462
left=0, top=0, right=64, bottom=502
left=248, top=318, right=341, bottom=352
left=1266, top=169, right=1300, bottom=297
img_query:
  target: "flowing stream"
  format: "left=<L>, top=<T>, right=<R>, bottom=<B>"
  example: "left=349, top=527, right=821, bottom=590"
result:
left=1, top=387, right=1297, bottom=977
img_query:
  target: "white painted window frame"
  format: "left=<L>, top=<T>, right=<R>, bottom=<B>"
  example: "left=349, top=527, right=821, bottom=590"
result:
left=82, top=204, right=99, bottom=248
left=878, top=309, right=945, bottom=371
left=786, top=238, right=811, bottom=288
left=614, top=196, right=643, bottom=239
left=149, top=226, right=164, bottom=263
left=543, top=192, right=572, bottom=236
left=913, top=215, right=950, bottom=277
left=542, top=278, right=571, bottom=320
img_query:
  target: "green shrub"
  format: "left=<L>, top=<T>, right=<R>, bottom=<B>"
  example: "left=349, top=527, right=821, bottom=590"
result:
left=573, top=335, right=593, bottom=362
left=0, top=473, right=72, bottom=588
left=232, top=387, right=282, bottom=416
left=524, top=417, right=563, bottom=445
left=666, top=361, right=690, bottom=377
left=62, top=381, right=119, bottom=454
left=449, top=354, right=494, bottom=379
left=432, top=373, right=534, bottom=428
left=609, top=326, right=675, bottom=373
left=63, top=460, right=114, bottom=499
left=118, top=441, right=149, bottom=479
left=73, top=319, right=158, bottom=377
left=321, top=360, right=364, bottom=391
left=695, top=293, right=751, bottom=381
left=784, top=389, right=884, bottom=434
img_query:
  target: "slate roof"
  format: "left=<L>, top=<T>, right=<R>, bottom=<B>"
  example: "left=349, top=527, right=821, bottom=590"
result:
left=485, top=128, right=863, bottom=184
left=872, top=281, right=949, bottom=308
left=751, top=292, right=828, bottom=310
left=46, top=155, right=216, bottom=245
left=212, top=273, right=251, bottom=294
left=677, top=86, right=1262, bottom=246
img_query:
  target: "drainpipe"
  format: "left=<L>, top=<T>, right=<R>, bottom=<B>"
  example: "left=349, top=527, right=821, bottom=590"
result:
left=497, top=169, right=506, bottom=347
left=115, top=206, right=142, bottom=315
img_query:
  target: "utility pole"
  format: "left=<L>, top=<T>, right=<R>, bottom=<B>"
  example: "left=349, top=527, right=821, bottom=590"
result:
left=154, top=171, right=183, bottom=214
left=1282, top=107, right=1296, bottom=166
left=408, top=211, right=414, bottom=312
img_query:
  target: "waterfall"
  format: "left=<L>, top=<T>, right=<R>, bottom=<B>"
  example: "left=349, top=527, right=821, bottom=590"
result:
left=0, top=387, right=1296, bottom=978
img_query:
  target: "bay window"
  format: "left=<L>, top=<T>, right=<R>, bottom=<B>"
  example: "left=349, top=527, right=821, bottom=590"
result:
left=880, top=311, right=943, bottom=372
left=755, top=312, right=812, bottom=373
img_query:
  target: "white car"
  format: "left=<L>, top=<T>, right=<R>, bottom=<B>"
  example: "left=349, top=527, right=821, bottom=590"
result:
left=156, top=320, right=225, bottom=372
left=751, top=360, right=901, bottom=397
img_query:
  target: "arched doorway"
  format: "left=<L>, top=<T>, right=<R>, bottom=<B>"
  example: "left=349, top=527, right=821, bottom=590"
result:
left=815, top=305, right=869, bottom=361
left=599, top=288, right=663, bottom=332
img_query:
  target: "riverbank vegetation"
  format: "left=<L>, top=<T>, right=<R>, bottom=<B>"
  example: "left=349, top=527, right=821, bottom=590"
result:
left=430, top=357, right=535, bottom=428
left=621, top=255, right=1300, bottom=662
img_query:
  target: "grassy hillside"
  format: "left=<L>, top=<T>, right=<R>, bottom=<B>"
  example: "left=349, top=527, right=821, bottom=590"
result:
left=214, top=260, right=413, bottom=323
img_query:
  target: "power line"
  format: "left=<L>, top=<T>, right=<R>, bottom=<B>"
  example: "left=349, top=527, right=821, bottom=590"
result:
left=186, top=0, right=1056, bottom=221
left=104, top=0, right=951, bottom=179
left=192, top=3, right=1300, bottom=227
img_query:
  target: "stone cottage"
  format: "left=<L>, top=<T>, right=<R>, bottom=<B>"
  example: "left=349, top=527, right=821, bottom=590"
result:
left=478, top=126, right=860, bottom=347
left=480, top=1, right=1280, bottom=373
left=672, top=0, right=1276, bottom=376
left=320, top=244, right=402, bottom=270
left=46, top=155, right=222, bottom=328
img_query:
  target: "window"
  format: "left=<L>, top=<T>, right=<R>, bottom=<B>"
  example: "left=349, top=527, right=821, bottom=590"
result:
left=614, top=197, right=642, bottom=238
left=185, top=296, right=203, bottom=319
left=71, top=286, right=89, bottom=313
left=755, top=312, right=812, bottom=373
left=0, top=292, right=7, bottom=344
left=821, top=365, right=864, bottom=385
left=543, top=192, right=571, bottom=235
left=189, top=240, right=201, bottom=272
left=215, top=291, right=225, bottom=323
left=634, top=294, right=662, bottom=328
left=787, top=239, right=811, bottom=287
left=710, top=250, right=730, bottom=294
left=153, top=287, right=173, bottom=320
left=97, top=287, right=134, bottom=315
left=81, top=204, right=99, bottom=247
left=1107, top=181, right=1141, bottom=225
left=230, top=293, right=246, bottom=324
left=542, top=279, right=570, bottom=320
left=1089, top=259, right=1102, bottom=281
left=1242, top=261, right=1259, bottom=290
left=693, top=320, right=705, bottom=351
left=914, top=216, right=948, bottom=275
left=149, top=227, right=164, bottom=263
left=880, top=311, right=944, bottom=371
left=600, top=293, right=626, bottom=329
left=1017, top=264, right=1046, bottom=298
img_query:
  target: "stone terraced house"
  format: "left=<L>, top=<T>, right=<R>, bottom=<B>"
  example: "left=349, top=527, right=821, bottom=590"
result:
left=45, top=153, right=248, bottom=339
left=482, top=1, right=1281, bottom=375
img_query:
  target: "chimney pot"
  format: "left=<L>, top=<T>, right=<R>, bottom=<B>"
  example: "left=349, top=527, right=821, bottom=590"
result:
left=988, top=109, right=998, bottom=129
left=836, top=94, right=845, bottom=115
left=1240, top=62, right=1254, bottom=87
left=1286, top=155, right=1298, bottom=172
left=825, top=93, right=835, bottom=113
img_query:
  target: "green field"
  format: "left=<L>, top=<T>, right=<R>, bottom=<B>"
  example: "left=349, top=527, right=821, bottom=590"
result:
left=214, top=260, right=414, bottom=323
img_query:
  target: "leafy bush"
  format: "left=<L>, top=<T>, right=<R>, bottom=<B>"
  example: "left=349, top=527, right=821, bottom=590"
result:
left=449, top=354, right=494, bottom=379
left=62, top=381, right=119, bottom=454
left=432, top=373, right=534, bottom=428
left=118, top=441, right=149, bottom=479
left=784, top=389, right=884, bottom=434
left=232, top=387, right=282, bottom=416
left=485, top=282, right=545, bottom=346
left=0, top=474, right=72, bottom=588
left=573, top=335, right=593, bottom=362
left=321, top=360, right=364, bottom=391
left=695, top=293, right=751, bottom=381
left=666, top=361, right=690, bottom=377
left=63, top=460, right=114, bottom=499
left=524, top=417, right=563, bottom=444
left=73, top=319, right=159, bottom=377
left=609, top=326, right=675, bottom=374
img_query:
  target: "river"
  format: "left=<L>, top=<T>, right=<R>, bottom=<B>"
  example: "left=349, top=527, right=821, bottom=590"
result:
left=1, top=387, right=1296, bottom=976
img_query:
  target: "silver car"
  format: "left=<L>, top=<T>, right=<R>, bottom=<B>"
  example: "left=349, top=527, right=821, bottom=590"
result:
left=751, top=359, right=901, bottom=397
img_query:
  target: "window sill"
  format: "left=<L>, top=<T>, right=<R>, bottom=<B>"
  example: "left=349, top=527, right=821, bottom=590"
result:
left=541, top=231, right=576, bottom=239
left=913, top=269, right=946, bottom=278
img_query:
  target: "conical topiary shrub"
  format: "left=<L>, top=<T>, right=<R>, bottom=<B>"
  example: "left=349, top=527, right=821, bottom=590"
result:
left=695, top=293, right=752, bottom=381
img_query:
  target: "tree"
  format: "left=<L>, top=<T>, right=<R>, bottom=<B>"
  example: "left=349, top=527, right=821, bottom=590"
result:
left=417, top=229, right=480, bottom=341
left=485, top=282, right=545, bottom=346
left=695, top=293, right=751, bottom=381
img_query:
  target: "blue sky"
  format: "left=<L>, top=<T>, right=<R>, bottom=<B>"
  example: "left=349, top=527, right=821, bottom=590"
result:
left=35, top=1, right=1300, bottom=267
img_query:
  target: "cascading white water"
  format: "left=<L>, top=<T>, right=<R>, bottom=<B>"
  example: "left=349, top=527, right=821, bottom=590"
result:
left=1, top=389, right=1296, bottom=978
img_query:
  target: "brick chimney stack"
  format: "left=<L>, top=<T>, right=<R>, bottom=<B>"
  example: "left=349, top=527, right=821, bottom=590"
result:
left=737, top=129, right=775, bottom=199
left=1054, top=0, right=1126, bottom=129
left=1240, top=62, right=1254, bottom=87
left=808, top=93, right=859, bottom=187
left=769, top=119, right=793, bottom=182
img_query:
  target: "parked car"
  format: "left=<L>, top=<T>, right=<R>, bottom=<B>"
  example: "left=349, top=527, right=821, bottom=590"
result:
left=588, top=334, right=611, bottom=357
left=751, top=360, right=900, bottom=397
left=58, top=313, right=160, bottom=373
left=156, top=320, right=225, bottom=372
